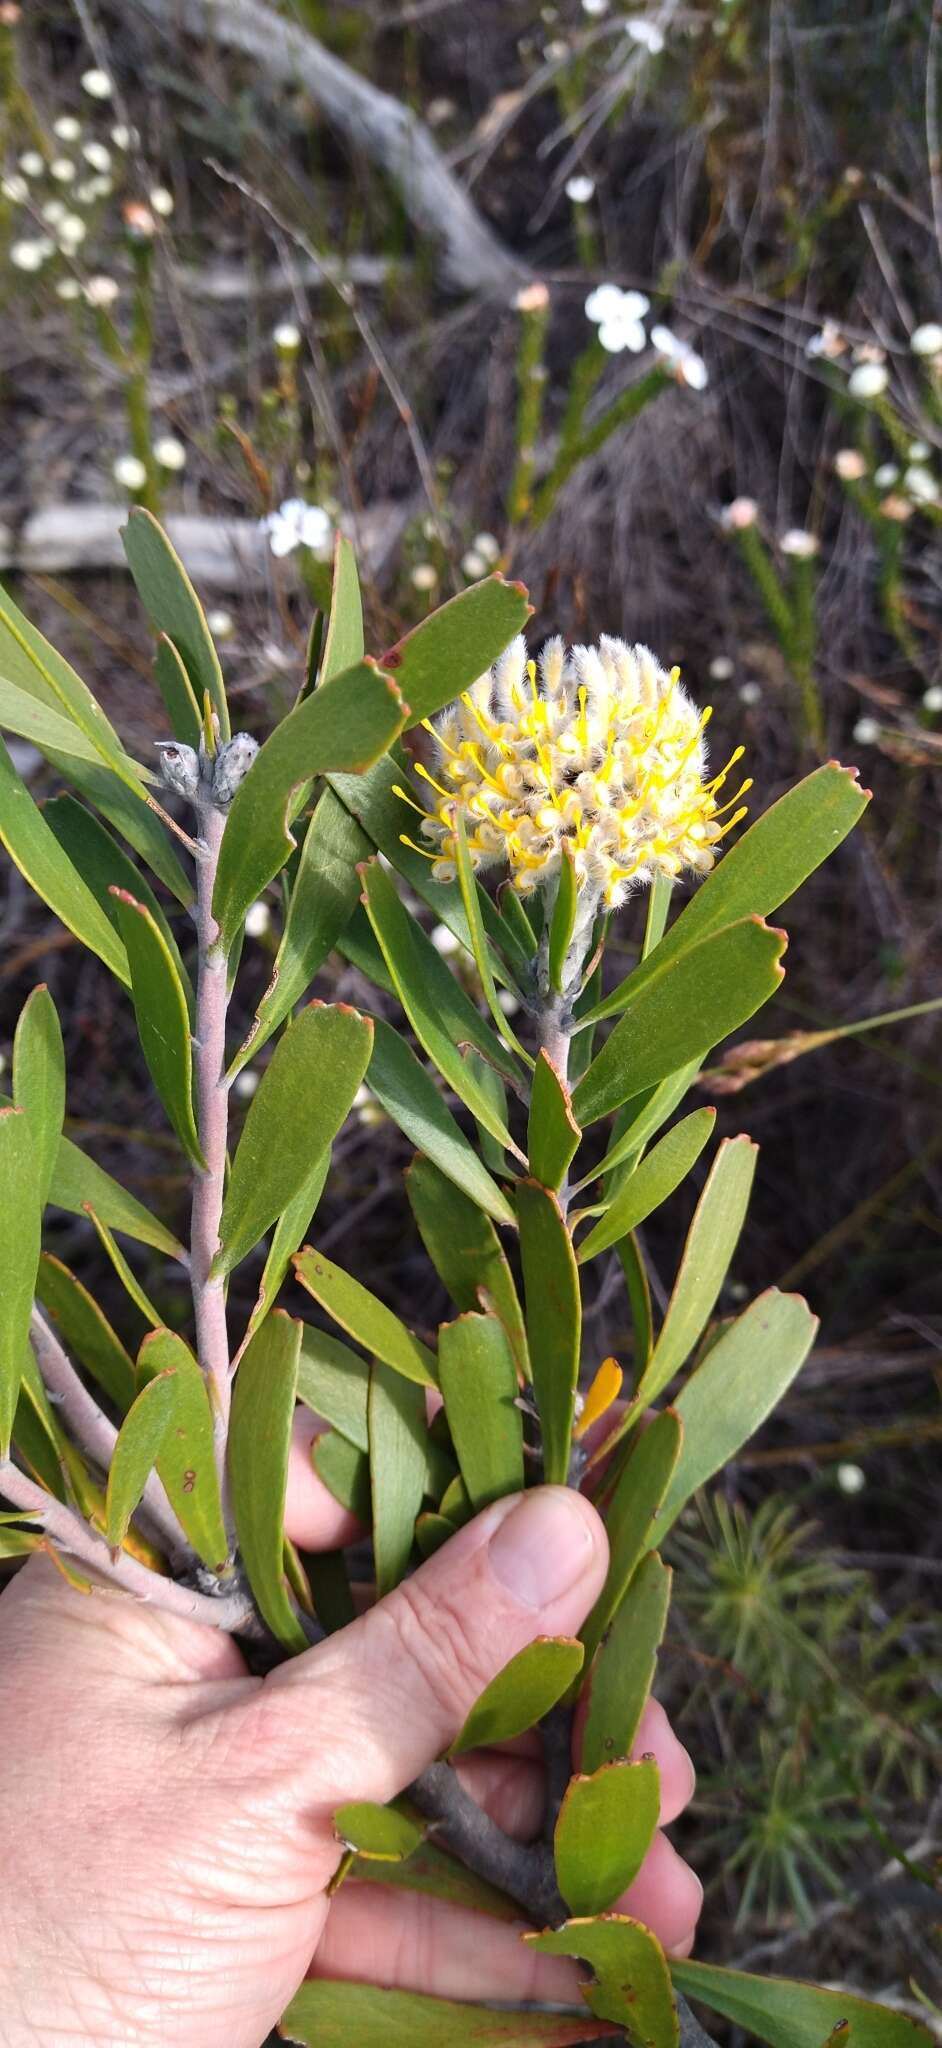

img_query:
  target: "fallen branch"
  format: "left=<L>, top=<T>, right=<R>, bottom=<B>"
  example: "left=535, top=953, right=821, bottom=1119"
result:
left=126, top=0, right=526, bottom=295
left=0, top=502, right=407, bottom=585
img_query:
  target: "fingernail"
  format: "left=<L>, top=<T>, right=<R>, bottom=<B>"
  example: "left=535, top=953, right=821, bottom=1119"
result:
left=488, top=1487, right=598, bottom=1610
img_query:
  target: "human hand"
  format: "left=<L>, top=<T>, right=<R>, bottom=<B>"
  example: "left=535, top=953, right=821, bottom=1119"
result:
left=0, top=1427, right=701, bottom=2047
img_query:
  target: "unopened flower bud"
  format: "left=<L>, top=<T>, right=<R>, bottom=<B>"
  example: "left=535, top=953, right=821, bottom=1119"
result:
left=211, top=732, right=258, bottom=807
left=156, top=740, right=200, bottom=800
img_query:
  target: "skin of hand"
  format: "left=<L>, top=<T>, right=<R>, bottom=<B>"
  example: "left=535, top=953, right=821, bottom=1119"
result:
left=0, top=1418, right=701, bottom=2048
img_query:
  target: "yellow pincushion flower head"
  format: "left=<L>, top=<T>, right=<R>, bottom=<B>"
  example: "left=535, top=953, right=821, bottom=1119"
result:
left=409, top=634, right=750, bottom=915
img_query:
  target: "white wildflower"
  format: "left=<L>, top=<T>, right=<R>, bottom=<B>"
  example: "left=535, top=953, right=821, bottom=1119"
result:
left=708, top=656, right=735, bottom=681
left=780, top=528, right=819, bottom=558
left=514, top=281, right=550, bottom=314
left=154, top=434, right=186, bottom=471
left=848, top=362, right=888, bottom=399
left=80, top=68, right=113, bottom=99
left=55, top=277, right=81, bottom=300
left=1, top=173, right=28, bottom=202
left=910, top=323, right=942, bottom=358
left=921, top=685, right=942, bottom=712
left=40, top=199, right=66, bottom=224
left=149, top=186, right=174, bottom=217
left=411, top=564, right=438, bottom=592
left=81, top=140, right=111, bottom=173
left=834, top=448, right=866, bottom=482
left=53, top=116, right=82, bottom=143
left=836, top=1462, right=866, bottom=1495
left=852, top=716, right=880, bottom=745
left=472, top=532, right=501, bottom=564
left=112, top=453, right=148, bottom=491
left=582, top=0, right=610, bottom=14
left=585, top=282, right=649, bottom=353
left=430, top=922, right=461, bottom=957
left=244, top=901, right=271, bottom=939
left=110, top=123, right=134, bottom=149
left=721, top=497, right=758, bottom=530
left=207, top=608, right=234, bottom=639
left=49, top=156, right=76, bottom=183
left=84, top=273, right=119, bottom=307
left=651, top=323, right=708, bottom=389
left=565, top=174, right=596, bottom=204
left=56, top=213, right=87, bottom=247
left=233, top=1068, right=259, bottom=1100
left=19, top=150, right=44, bottom=177
left=908, top=440, right=930, bottom=460
left=10, top=237, right=54, bottom=270
left=873, top=463, right=899, bottom=489
left=262, top=497, right=332, bottom=560
left=805, top=320, right=846, bottom=360
left=738, top=681, right=762, bottom=705
left=625, top=17, right=665, bottom=53
left=461, top=548, right=488, bottom=579
left=272, top=321, right=301, bottom=351
left=903, top=465, right=938, bottom=504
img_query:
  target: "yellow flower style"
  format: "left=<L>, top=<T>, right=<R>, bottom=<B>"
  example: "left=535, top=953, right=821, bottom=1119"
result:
left=403, top=635, right=750, bottom=910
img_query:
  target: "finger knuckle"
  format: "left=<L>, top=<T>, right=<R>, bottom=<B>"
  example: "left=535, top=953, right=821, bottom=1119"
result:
left=383, top=1572, right=490, bottom=1728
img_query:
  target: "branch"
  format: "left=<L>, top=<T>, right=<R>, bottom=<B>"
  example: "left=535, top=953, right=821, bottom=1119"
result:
left=411, top=1761, right=564, bottom=1925
left=125, top=0, right=525, bottom=293
left=190, top=799, right=232, bottom=1518
left=0, top=1460, right=262, bottom=1636
left=0, top=501, right=408, bottom=584
left=30, top=1309, right=190, bottom=1567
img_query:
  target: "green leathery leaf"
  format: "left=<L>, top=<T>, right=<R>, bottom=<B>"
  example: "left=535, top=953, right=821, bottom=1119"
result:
left=466, top=1047, right=513, bottom=1174
left=45, top=1132, right=184, bottom=1259
left=527, top=1051, right=581, bottom=1192
left=438, top=1471, right=472, bottom=1525
left=278, top=1980, right=619, bottom=2048
left=548, top=842, right=579, bottom=995
left=215, top=1002, right=372, bottom=1278
left=0, top=740, right=130, bottom=984
left=335, top=904, right=395, bottom=995
left=0, top=1525, right=41, bottom=1560
left=13, top=985, right=64, bottom=1208
left=229, top=1311, right=307, bottom=1652
left=368, top=1019, right=515, bottom=1230
left=575, top=1109, right=716, bottom=1263
left=450, top=1638, right=584, bottom=1755
left=334, top=1801, right=424, bottom=1862
left=0, top=674, right=113, bottom=763
left=642, top=872, right=673, bottom=959
left=241, top=1149, right=331, bottom=1349
left=0, top=580, right=152, bottom=793
left=312, top=1428, right=371, bottom=1522
left=35, top=1254, right=136, bottom=1410
left=212, top=659, right=405, bottom=955
left=525, top=1917, right=678, bottom=2048
left=320, top=534, right=364, bottom=683
left=583, top=763, right=869, bottom=1028
left=405, top=1156, right=527, bottom=1376
left=329, top=751, right=532, bottom=986
left=582, top=1553, right=672, bottom=1773
left=297, top=1326, right=370, bottom=1452
left=414, top=1510, right=456, bottom=1558
left=670, top=1960, right=932, bottom=2048
left=42, top=750, right=194, bottom=907
left=12, top=1380, right=67, bottom=1500
left=305, top=1548, right=355, bottom=1633
left=369, top=1365, right=427, bottom=1596
left=229, top=790, right=369, bottom=1078
left=575, top=1062, right=702, bottom=1194
left=294, top=1246, right=437, bottom=1388
left=43, top=796, right=192, bottom=1006
left=0, top=1108, right=41, bottom=1456
left=453, top=812, right=531, bottom=1065
left=651, top=1290, right=818, bottom=1547
left=83, top=1206, right=165, bottom=1329
left=137, top=1329, right=228, bottom=1572
left=517, top=1180, right=580, bottom=1485
left=348, top=1836, right=519, bottom=1921
left=111, top=889, right=203, bottom=1164
left=571, top=918, right=786, bottom=1126
left=122, top=509, right=230, bottom=739
left=437, top=1313, right=523, bottom=1511
left=554, top=1758, right=660, bottom=1915
left=104, top=1370, right=178, bottom=1548
left=153, top=634, right=202, bottom=749
left=360, top=858, right=523, bottom=1103
left=582, top=1411, right=682, bottom=1669
left=498, top=878, right=539, bottom=958
left=617, top=1234, right=652, bottom=1371
left=635, top=1135, right=757, bottom=1409
left=380, top=574, right=531, bottom=727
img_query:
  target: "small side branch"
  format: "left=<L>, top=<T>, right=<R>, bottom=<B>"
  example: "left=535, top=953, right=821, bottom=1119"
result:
left=411, top=1761, right=564, bottom=1926
left=30, top=1309, right=190, bottom=1567
left=0, top=1461, right=262, bottom=1636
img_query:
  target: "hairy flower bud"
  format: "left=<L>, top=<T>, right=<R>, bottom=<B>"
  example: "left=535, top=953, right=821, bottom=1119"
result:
left=156, top=741, right=200, bottom=800
left=211, top=733, right=259, bottom=808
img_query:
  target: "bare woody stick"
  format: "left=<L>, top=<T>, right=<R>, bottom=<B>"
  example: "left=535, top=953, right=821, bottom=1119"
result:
left=190, top=794, right=233, bottom=1517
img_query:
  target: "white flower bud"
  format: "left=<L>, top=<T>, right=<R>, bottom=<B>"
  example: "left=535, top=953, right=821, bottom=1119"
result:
left=852, top=716, right=880, bottom=745
left=154, top=434, right=187, bottom=471
left=53, top=117, right=82, bottom=143
left=84, top=274, right=119, bottom=307
left=148, top=186, right=174, bottom=217
left=834, top=448, right=866, bottom=481
left=80, top=68, right=114, bottom=98
left=910, top=323, right=942, bottom=358
left=82, top=140, right=112, bottom=173
left=206, top=608, right=234, bottom=640
left=113, top=453, right=148, bottom=491
left=708, top=656, right=735, bottom=680
left=836, top=1462, right=866, bottom=1495
left=848, top=362, right=888, bottom=399
left=922, top=685, right=942, bottom=712
left=244, top=900, right=271, bottom=938
left=19, top=150, right=45, bottom=177
left=49, top=157, right=76, bottom=183
left=780, top=528, right=819, bottom=558
left=211, top=732, right=258, bottom=808
left=411, top=564, right=438, bottom=591
left=272, top=321, right=301, bottom=351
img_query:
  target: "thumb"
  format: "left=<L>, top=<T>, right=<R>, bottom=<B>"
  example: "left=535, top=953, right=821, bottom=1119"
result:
left=265, top=1486, right=608, bottom=1807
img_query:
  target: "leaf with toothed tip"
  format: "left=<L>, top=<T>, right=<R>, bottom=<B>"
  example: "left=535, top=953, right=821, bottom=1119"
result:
left=554, top=1758, right=661, bottom=1915
left=333, top=1801, right=425, bottom=1862
left=110, top=888, right=204, bottom=1165
left=212, top=659, right=406, bottom=956
left=379, top=575, right=532, bottom=728
left=214, top=1002, right=372, bottom=1279
left=525, top=1916, right=678, bottom=2048
left=633, top=1134, right=757, bottom=1410
left=572, top=918, right=787, bottom=1126
left=670, top=1959, right=933, bottom=2047
left=582, top=763, right=870, bottom=1028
